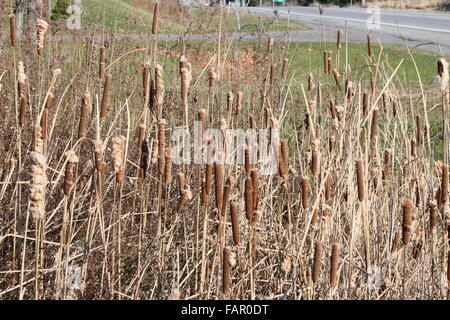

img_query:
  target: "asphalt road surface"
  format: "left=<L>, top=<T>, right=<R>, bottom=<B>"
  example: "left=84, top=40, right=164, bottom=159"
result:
left=248, top=6, right=450, bottom=55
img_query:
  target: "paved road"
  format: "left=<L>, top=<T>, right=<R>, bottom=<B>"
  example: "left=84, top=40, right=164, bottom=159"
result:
left=248, top=6, right=450, bottom=55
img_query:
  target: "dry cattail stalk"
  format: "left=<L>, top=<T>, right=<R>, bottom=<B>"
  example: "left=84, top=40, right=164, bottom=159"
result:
left=112, top=135, right=126, bottom=183
left=209, top=67, right=217, bottom=88
left=41, top=92, right=53, bottom=139
left=9, top=14, right=16, bottom=47
left=236, top=91, right=243, bottom=116
left=301, top=177, right=309, bottom=210
left=281, top=58, right=289, bottom=79
left=143, top=62, right=149, bottom=99
left=64, top=151, right=79, bottom=196
left=181, top=67, right=190, bottom=105
left=151, top=2, right=159, bottom=35
left=158, top=119, right=167, bottom=175
left=223, top=247, right=231, bottom=295
left=312, top=242, right=322, bottom=284
left=267, top=37, right=273, bottom=53
left=36, top=19, right=48, bottom=55
left=279, top=140, right=289, bottom=179
left=330, top=243, right=340, bottom=287
left=442, top=164, right=449, bottom=205
left=367, top=34, right=373, bottom=57
left=250, top=169, right=259, bottom=210
left=245, top=177, right=253, bottom=221
left=370, top=108, right=379, bottom=141
left=164, top=147, right=173, bottom=184
left=78, top=93, right=90, bottom=139
left=139, top=139, right=149, bottom=179
left=356, top=159, right=365, bottom=201
left=215, top=162, right=224, bottom=212
left=99, top=46, right=106, bottom=79
left=270, top=64, right=276, bottom=86
left=29, top=126, right=46, bottom=221
left=337, top=30, right=343, bottom=49
left=100, top=74, right=112, bottom=121
left=311, top=140, right=320, bottom=177
left=308, top=73, right=315, bottom=92
left=177, top=185, right=192, bottom=213
left=402, top=200, right=414, bottom=245
left=437, top=58, right=449, bottom=91
left=230, top=201, right=240, bottom=245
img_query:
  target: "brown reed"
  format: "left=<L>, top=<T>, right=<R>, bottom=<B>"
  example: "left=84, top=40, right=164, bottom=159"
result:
left=152, top=2, right=159, bottom=35
left=279, top=140, right=289, bottom=179
left=9, top=14, right=16, bottom=47
left=230, top=201, right=240, bottom=245
left=312, top=242, right=322, bottom=284
left=245, top=176, right=253, bottom=221
left=223, top=247, right=231, bottom=295
left=78, top=93, right=90, bottom=139
left=337, top=30, right=343, bottom=49
left=402, top=200, right=414, bottom=245
left=301, top=177, right=309, bottom=210
left=330, top=243, right=340, bottom=287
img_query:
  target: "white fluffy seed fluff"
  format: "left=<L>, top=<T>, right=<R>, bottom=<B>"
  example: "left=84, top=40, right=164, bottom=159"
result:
left=112, top=135, right=126, bottom=174
left=18, top=61, right=27, bottom=84
left=36, top=19, right=49, bottom=52
left=29, top=129, right=47, bottom=221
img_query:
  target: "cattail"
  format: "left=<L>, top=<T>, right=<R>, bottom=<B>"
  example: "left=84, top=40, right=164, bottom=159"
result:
left=267, top=37, right=273, bottom=53
left=158, top=119, right=167, bottom=175
left=99, top=46, right=106, bottom=79
left=337, top=30, right=343, bottom=49
left=308, top=73, right=315, bottom=92
left=329, top=99, right=337, bottom=120
left=382, top=149, right=391, bottom=180
left=230, top=201, right=240, bottom=245
left=327, top=52, right=333, bottom=75
left=236, top=91, right=243, bottom=116
left=279, top=140, right=289, bottom=178
left=270, top=63, right=276, bottom=86
left=112, top=135, right=126, bottom=183
left=411, top=138, right=416, bottom=157
left=222, top=178, right=234, bottom=217
left=245, top=177, right=253, bottom=221
left=367, top=34, right=373, bottom=57
left=402, top=200, right=414, bottom=245
left=151, top=2, right=159, bottom=35
left=205, top=163, right=213, bottom=195
left=323, top=51, right=328, bottom=74
left=370, top=108, right=379, bottom=141
left=139, top=139, right=149, bottom=179
left=330, top=243, right=340, bottom=287
left=177, top=185, right=192, bottom=213
left=78, top=93, right=90, bottom=139
left=209, top=67, right=217, bottom=88
left=437, top=58, right=449, bottom=91
left=416, top=115, right=423, bottom=145
left=312, top=242, right=322, bottom=284
left=281, top=58, right=289, bottom=79
left=325, top=174, right=332, bottom=201
left=356, top=159, right=365, bottom=201
left=301, top=177, right=309, bottom=209
left=155, top=64, right=164, bottom=118
left=143, top=62, right=149, bottom=99
left=181, top=67, right=190, bottom=105
left=345, top=78, right=353, bottom=100
left=391, top=231, right=400, bottom=252
left=226, top=91, right=234, bottom=111
left=250, top=169, right=259, bottom=210
left=19, top=94, right=27, bottom=127
left=223, top=247, right=231, bottom=295
left=442, top=164, right=449, bottom=204
left=215, top=162, right=223, bottom=212
left=165, top=147, right=173, bottom=184
left=29, top=126, right=46, bottom=221
left=392, top=99, right=397, bottom=117
left=64, top=151, right=79, bottom=196
left=245, top=146, right=252, bottom=173
left=447, top=251, right=450, bottom=284
left=94, top=140, right=104, bottom=171
left=311, top=208, right=319, bottom=226
left=429, top=198, right=437, bottom=231
left=100, top=74, right=112, bottom=121
left=362, top=91, right=369, bottom=117
left=332, top=69, right=340, bottom=87
left=382, top=91, right=388, bottom=113
left=201, top=180, right=208, bottom=205
left=9, top=14, right=16, bottom=47
left=36, top=19, right=49, bottom=55
left=370, top=73, right=376, bottom=96
left=178, top=172, right=186, bottom=196
left=311, top=140, right=320, bottom=177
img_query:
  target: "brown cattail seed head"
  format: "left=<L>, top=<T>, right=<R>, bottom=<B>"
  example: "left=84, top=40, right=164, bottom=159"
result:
left=308, top=73, right=315, bottom=92
left=9, top=14, right=16, bottom=47
left=245, top=177, right=254, bottom=221
left=428, top=198, right=437, bottom=231
left=337, top=30, right=343, bottom=49
left=311, top=140, right=320, bottom=177
left=442, top=164, right=449, bottom=205
left=177, top=184, right=193, bottom=213
left=143, top=62, right=149, bottom=99
left=301, top=177, right=309, bottom=210
left=152, top=2, right=159, bottom=35
left=164, top=147, right=173, bottom=184
left=158, top=119, right=167, bottom=175
left=78, top=93, right=90, bottom=139
left=312, top=242, right=322, bottom=284
left=139, top=139, right=149, bottom=179
left=367, top=34, right=373, bottom=57
left=223, top=247, right=231, bottom=295
left=437, top=58, right=449, bottom=91
left=64, top=151, right=79, bottom=196
left=402, top=200, right=414, bottom=245
left=112, top=135, right=126, bottom=183
left=267, top=37, right=273, bottom=53
left=250, top=169, right=259, bottom=210
left=36, top=19, right=49, bottom=55
left=281, top=58, right=289, bottom=79
left=100, top=74, right=112, bottom=121
left=279, top=140, right=289, bottom=178
left=230, top=201, right=240, bottom=245
left=215, top=162, right=224, bottom=212
left=330, top=243, right=340, bottom=287
left=209, top=67, right=217, bottom=88
left=356, top=159, right=365, bottom=201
